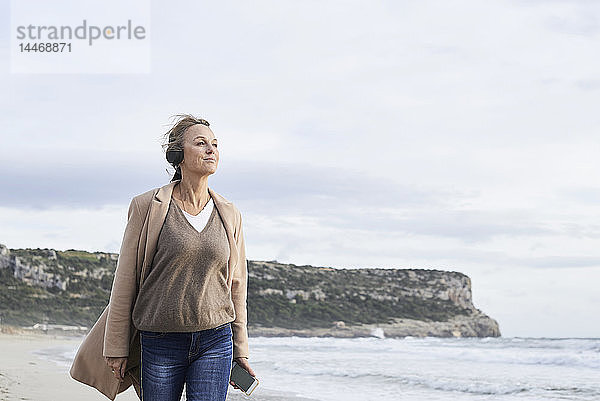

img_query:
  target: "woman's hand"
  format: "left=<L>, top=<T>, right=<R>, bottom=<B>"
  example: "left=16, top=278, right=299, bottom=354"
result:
left=104, top=356, right=128, bottom=382
left=229, top=357, right=256, bottom=390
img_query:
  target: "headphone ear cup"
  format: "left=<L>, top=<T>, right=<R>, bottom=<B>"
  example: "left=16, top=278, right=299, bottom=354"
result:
left=166, top=149, right=184, bottom=165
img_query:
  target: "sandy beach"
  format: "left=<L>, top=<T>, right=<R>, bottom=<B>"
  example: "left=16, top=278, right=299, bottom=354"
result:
left=0, top=331, right=141, bottom=401
left=0, top=329, right=316, bottom=401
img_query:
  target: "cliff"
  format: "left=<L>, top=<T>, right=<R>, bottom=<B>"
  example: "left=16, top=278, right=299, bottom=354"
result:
left=0, top=243, right=500, bottom=338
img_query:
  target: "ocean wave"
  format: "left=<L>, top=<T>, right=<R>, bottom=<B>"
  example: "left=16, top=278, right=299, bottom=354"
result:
left=264, top=367, right=533, bottom=396
left=253, top=336, right=600, bottom=369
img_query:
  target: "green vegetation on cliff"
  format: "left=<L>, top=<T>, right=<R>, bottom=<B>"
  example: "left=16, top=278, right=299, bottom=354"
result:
left=247, top=262, right=472, bottom=329
left=0, top=249, right=112, bottom=325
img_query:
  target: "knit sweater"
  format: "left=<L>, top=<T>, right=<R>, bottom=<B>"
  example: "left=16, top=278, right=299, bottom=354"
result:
left=131, top=195, right=235, bottom=332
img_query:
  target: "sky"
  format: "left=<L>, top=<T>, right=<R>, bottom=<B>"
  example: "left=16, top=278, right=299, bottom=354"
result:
left=1, top=0, right=599, bottom=338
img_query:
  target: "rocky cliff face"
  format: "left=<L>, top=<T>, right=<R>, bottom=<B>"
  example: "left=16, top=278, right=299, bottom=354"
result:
left=0, top=244, right=117, bottom=291
left=0, top=244, right=68, bottom=290
left=0, top=244, right=500, bottom=337
left=247, top=261, right=501, bottom=338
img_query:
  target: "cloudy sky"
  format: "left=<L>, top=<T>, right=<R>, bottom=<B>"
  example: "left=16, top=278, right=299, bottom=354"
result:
left=1, top=0, right=599, bottom=338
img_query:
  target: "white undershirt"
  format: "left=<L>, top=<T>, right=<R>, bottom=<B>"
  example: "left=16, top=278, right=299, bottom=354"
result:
left=180, top=197, right=214, bottom=233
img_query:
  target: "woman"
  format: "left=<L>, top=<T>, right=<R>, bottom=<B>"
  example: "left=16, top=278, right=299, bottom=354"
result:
left=70, top=114, right=255, bottom=401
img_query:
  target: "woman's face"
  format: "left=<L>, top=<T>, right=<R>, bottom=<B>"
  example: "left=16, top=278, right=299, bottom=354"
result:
left=180, top=124, right=219, bottom=177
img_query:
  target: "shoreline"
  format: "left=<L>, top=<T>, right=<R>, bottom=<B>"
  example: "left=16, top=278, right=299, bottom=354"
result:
left=0, top=329, right=318, bottom=401
left=1, top=312, right=500, bottom=341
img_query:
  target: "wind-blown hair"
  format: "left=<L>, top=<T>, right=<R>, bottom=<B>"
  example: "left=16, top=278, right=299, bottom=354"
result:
left=161, top=114, right=210, bottom=182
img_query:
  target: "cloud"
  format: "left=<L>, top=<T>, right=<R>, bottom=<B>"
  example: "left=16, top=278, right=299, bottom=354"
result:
left=558, top=187, right=600, bottom=205
left=526, top=255, right=600, bottom=268
left=544, top=10, right=600, bottom=37
left=0, top=151, right=162, bottom=209
left=574, top=79, right=600, bottom=91
left=1, top=147, right=460, bottom=209
left=217, top=160, right=453, bottom=207
left=5, top=152, right=592, bottom=247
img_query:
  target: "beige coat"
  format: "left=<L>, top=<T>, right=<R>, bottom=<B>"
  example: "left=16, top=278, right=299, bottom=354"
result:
left=69, top=180, right=249, bottom=400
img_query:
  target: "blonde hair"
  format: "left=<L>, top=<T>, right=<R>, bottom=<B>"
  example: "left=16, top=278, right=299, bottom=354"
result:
left=161, top=114, right=211, bottom=182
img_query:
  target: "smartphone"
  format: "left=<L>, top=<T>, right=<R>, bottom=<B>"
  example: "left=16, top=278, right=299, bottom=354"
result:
left=230, top=361, right=259, bottom=396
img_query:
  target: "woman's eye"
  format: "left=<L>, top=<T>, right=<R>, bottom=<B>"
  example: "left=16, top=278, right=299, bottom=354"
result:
left=212, top=143, right=218, bottom=147
left=196, top=141, right=204, bottom=146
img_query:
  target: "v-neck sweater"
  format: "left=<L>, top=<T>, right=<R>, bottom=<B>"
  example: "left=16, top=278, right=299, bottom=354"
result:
left=180, top=197, right=214, bottom=233
left=131, top=195, right=234, bottom=332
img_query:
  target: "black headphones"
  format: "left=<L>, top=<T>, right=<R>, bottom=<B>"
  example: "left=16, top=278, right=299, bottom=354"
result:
left=166, top=149, right=183, bottom=166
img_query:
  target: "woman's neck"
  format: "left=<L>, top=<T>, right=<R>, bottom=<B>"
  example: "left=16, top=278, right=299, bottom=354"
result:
left=174, top=178, right=210, bottom=213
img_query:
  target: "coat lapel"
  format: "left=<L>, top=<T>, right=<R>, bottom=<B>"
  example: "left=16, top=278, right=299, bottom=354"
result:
left=208, top=186, right=240, bottom=286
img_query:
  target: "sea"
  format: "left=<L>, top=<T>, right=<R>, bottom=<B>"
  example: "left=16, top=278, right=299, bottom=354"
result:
left=36, top=335, right=600, bottom=401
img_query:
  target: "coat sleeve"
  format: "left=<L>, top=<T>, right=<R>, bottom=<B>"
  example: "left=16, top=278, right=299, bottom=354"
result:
left=103, top=196, right=143, bottom=357
left=231, top=209, right=250, bottom=359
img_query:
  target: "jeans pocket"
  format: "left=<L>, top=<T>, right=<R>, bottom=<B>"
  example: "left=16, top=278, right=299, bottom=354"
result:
left=213, top=322, right=231, bottom=332
left=141, top=330, right=168, bottom=339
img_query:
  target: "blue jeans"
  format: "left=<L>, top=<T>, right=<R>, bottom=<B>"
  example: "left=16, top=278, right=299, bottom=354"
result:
left=140, top=322, right=233, bottom=401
